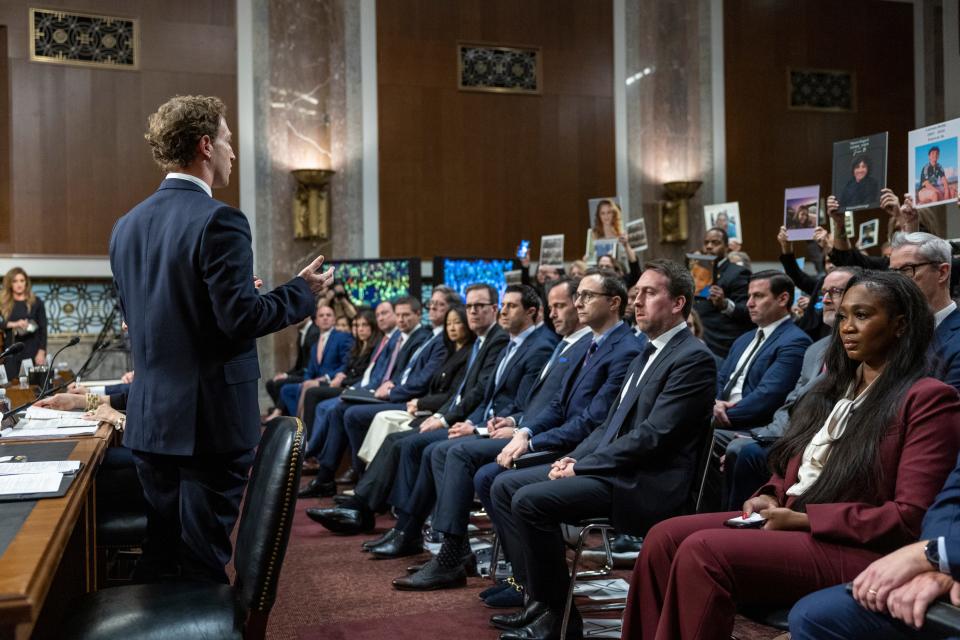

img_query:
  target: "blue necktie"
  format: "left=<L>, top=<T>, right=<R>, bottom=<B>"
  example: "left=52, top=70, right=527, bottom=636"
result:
left=539, top=340, right=567, bottom=381
left=597, top=342, right=657, bottom=447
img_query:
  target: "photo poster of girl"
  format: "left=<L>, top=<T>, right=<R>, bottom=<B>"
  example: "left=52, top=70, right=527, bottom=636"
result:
left=909, top=117, right=960, bottom=208
left=784, top=185, right=821, bottom=241
left=831, top=132, right=887, bottom=212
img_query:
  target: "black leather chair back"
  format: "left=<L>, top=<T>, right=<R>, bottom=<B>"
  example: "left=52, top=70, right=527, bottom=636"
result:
left=233, top=416, right=304, bottom=617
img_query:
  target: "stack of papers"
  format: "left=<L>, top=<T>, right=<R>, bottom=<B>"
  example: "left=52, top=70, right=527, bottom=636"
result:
left=0, top=460, right=80, bottom=475
left=0, top=407, right=99, bottom=438
left=0, top=472, right=63, bottom=496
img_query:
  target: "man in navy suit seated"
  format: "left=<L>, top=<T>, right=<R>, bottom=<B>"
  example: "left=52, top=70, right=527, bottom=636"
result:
left=277, top=303, right=353, bottom=415
left=109, top=95, right=331, bottom=583
left=389, top=270, right=643, bottom=591
left=790, top=454, right=960, bottom=639
left=487, top=260, right=717, bottom=638
left=299, top=296, right=428, bottom=496
left=889, top=232, right=960, bottom=390
left=712, top=271, right=811, bottom=453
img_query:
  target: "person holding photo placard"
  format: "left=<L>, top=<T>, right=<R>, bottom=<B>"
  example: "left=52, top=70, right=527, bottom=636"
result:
left=694, top=227, right=753, bottom=358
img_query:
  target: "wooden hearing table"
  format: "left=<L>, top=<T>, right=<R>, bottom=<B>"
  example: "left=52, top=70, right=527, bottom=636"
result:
left=0, top=423, right=114, bottom=640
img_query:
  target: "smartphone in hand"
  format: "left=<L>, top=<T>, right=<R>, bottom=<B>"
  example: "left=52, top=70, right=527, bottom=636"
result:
left=724, top=513, right=766, bottom=529
left=517, top=240, right=530, bottom=260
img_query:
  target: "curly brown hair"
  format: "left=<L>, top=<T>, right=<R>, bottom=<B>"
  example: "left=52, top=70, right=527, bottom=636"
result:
left=144, top=95, right=226, bottom=171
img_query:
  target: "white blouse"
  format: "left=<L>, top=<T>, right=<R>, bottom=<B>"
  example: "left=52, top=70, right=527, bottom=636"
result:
left=786, top=366, right=876, bottom=497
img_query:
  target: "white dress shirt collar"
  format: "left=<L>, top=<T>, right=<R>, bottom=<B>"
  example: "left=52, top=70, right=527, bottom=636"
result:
left=650, top=320, right=689, bottom=351
left=166, top=172, right=212, bottom=198
left=935, top=301, right=957, bottom=328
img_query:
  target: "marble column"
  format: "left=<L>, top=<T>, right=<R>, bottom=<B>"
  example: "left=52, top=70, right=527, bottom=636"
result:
left=624, top=0, right=718, bottom=263
left=251, top=0, right=364, bottom=401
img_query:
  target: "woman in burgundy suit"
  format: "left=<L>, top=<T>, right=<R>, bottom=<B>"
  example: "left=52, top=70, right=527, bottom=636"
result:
left=623, top=271, right=960, bottom=640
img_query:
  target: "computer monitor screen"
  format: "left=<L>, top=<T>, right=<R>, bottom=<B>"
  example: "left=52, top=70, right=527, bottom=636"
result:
left=433, top=257, right=520, bottom=303
left=327, top=258, right=422, bottom=307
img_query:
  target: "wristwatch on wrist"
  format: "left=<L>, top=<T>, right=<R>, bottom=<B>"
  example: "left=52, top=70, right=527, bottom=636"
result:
left=925, top=539, right=941, bottom=570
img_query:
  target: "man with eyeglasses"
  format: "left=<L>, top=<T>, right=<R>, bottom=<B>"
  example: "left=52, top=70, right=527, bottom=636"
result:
left=721, top=266, right=862, bottom=510
left=305, top=284, right=508, bottom=535
left=889, top=232, right=960, bottom=391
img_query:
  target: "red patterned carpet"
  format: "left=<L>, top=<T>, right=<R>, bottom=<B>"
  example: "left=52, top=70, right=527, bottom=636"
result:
left=264, top=487, right=786, bottom=640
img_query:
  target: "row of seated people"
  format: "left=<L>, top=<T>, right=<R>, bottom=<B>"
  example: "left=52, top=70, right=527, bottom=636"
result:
left=285, top=232, right=960, bottom=640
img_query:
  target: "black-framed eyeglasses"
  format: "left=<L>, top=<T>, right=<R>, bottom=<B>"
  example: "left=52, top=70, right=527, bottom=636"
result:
left=889, top=261, right=938, bottom=278
left=465, top=302, right=495, bottom=312
left=574, top=290, right=613, bottom=304
left=819, top=287, right=845, bottom=300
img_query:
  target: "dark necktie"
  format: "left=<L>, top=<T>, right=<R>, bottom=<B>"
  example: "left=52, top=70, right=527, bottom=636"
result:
left=583, top=340, right=599, bottom=366
left=721, top=329, right=765, bottom=401
left=597, top=342, right=658, bottom=447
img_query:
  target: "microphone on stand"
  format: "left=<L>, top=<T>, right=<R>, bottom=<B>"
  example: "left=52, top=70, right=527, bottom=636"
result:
left=0, top=342, right=24, bottom=362
left=39, top=336, right=80, bottom=398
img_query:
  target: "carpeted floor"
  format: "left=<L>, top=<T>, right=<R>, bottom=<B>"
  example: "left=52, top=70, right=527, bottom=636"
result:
left=265, top=486, right=788, bottom=640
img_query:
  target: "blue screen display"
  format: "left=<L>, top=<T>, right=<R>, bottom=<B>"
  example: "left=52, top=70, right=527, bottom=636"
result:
left=439, top=258, right=517, bottom=303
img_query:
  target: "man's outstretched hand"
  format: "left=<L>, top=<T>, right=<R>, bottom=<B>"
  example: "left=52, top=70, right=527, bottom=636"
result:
left=299, top=255, right=336, bottom=295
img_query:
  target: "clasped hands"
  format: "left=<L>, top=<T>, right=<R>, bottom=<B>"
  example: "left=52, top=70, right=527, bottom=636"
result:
left=447, top=416, right=515, bottom=439
left=851, top=540, right=960, bottom=630
left=548, top=457, right=576, bottom=480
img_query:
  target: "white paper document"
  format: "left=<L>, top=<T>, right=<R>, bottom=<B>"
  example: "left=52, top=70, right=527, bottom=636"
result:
left=0, top=460, right=81, bottom=475
left=0, top=471, right=62, bottom=496
left=0, top=426, right=99, bottom=438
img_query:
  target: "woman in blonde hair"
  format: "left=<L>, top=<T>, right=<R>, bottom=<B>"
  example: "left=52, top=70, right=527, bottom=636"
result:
left=0, top=267, right=47, bottom=380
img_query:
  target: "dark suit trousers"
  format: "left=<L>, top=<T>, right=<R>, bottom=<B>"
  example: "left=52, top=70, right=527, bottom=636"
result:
left=474, top=460, right=507, bottom=521
left=432, top=437, right=508, bottom=536
left=132, top=448, right=255, bottom=584
left=491, top=465, right=613, bottom=606
left=386, top=429, right=449, bottom=520
left=306, top=397, right=345, bottom=468
left=394, top=435, right=471, bottom=536
left=343, top=402, right=405, bottom=466
left=352, top=429, right=418, bottom=512
left=621, top=512, right=883, bottom=640
left=265, top=374, right=303, bottom=409
left=727, top=441, right=773, bottom=511
left=302, top=384, right=343, bottom=438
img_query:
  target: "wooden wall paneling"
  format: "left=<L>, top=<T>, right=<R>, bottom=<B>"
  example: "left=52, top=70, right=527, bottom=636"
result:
left=0, top=26, right=9, bottom=245
left=724, top=0, right=914, bottom=261
left=0, top=0, right=237, bottom=256
left=377, top=0, right=615, bottom=259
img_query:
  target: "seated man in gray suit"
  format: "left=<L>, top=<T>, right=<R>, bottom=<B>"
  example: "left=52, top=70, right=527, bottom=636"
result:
left=723, top=266, right=860, bottom=509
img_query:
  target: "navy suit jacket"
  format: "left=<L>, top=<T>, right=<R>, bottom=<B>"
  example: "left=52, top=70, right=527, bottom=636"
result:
left=922, top=454, right=960, bottom=578
left=110, top=178, right=315, bottom=455
left=571, top=328, right=717, bottom=533
left=388, top=328, right=448, bottom=402
left=358, top=330, right=402, bottom=391
left=304, top=329, right=353, bottom=380
left=716, top=318, right=811, bottom=429
left=529, top=323, right=645, bottom=452
left=933, top=308, right=960, bottom=393
left=466, top=326, right=556, bottom=424
left=509, top=333, right=593, bottom=425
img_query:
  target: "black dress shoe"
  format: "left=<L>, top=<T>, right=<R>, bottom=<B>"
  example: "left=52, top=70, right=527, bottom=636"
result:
left=362, top=528, right=398, bottom=551
left=298, top=477, right=336, bottom=499
left=406, top=552, right=478, bottom=575
left=498, top=605, right=582, bottom=640
left=610, top=533, right=643, bottom=554
left=304, top=506, right=375, bottom=534
left=335, top=467, right=358, bottom=484
left=333, top=494, right=354, bottom=506
left=392, top=558, right=466, bottom=591
left=490, top=600, right=548, bottom=630
left=369, top=530, right=424, bottom=559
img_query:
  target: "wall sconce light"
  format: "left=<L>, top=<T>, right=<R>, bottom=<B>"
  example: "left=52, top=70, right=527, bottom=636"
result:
left=291, top=169, right=335, bottom=240
left=658, top=180, right=702, bottom=243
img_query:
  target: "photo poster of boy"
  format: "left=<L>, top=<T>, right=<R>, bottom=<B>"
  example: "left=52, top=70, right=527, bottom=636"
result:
left=703, top=202, right=742, bottom=244
left=539, top=234, right=565, bottom=268
left=909, top=117, right=960, bottom=208
left=831, top=132, right=887, bottom=212
left=859, top=219, right=879, bottom=249
left=626, top=218, right=649, bottom=252
left=784, top=185, right=821, bottom=241
left=593, top=238, right=618, bottom=261
left=687, top=253, right=717, bottom=298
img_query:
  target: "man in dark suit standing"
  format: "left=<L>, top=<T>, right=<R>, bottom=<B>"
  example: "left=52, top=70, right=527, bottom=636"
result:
left=489, top=260, right=717, bottom=639
left=110, top=95, right=332, bottom=583
left=694, top=227, right=753, bottom=357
